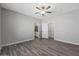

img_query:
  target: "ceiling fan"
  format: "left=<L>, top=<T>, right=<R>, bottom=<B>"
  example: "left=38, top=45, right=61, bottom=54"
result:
left=35, top=5, right=52, bottom=16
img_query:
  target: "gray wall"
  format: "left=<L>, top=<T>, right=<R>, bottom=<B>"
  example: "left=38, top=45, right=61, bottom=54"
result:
left=41, top=9, right=79, bottom=45
left=53, top=9, right=79, bottom=45
left=2, top=8, right=41, bottom=46
left=0, top=7, right=1, bottom=49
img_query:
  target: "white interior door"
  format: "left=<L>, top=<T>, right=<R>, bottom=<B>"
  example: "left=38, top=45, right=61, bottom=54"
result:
left=42, top=23, right=48, bottom=38
left=48, top=23, right=54, bottom=38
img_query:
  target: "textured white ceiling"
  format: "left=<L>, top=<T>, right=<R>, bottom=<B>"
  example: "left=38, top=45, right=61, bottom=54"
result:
left=1, top=3, right=79, bottom=20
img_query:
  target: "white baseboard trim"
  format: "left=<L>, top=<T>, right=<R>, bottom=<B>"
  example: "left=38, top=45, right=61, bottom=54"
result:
left=2, top=38, right=34, bottom=47
left=55, top=38, right=79, bottom=46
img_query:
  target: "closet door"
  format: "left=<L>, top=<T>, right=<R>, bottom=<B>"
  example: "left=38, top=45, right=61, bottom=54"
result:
left=42, top=23, right=48, bottom=38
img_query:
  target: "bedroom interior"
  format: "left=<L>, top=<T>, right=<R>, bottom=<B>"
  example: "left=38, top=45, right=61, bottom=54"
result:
left=0, top=3, right=79, bottom=56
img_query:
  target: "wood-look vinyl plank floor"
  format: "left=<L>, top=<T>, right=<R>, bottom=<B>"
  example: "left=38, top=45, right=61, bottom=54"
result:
left=0, top=39, right=79, bottom=56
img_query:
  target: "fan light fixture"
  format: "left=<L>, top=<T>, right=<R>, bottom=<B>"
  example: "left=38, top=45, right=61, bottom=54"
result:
left=35, top=4, right=54, bottom=16
left=40, top=11, right=45, bottom=15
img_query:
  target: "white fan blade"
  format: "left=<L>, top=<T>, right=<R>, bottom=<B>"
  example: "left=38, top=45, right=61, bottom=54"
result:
left=46, top=6, right=51, bottom=10
left=46, top=11, right=52, bottom=13
left=36, top=7, right=41, bottom=10
left=35, top=12, right=39, bottom=14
